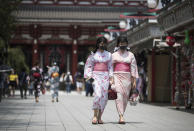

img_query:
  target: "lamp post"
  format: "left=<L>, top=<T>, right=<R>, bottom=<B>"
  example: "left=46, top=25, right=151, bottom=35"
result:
left=119, top=21, right=127, bottom=29
left=147, top=0, right=159, bottom=9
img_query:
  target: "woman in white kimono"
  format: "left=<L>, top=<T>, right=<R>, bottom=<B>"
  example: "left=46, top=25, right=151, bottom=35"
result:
left=48, top=62, right=60, bottom=102
left=112, top=36, right=139, bottom=124
left=84, top=37, right=113, bottom=124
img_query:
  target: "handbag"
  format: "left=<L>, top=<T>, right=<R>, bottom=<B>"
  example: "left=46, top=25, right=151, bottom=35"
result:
left=108, top=85, right=117, bottom=100
left=129, top=88, right=139, bottom=106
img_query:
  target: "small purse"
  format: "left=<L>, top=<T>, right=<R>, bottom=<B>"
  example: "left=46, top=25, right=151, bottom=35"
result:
left=108, top=85, right=117, bottom=100
left=129, top=88, right=139, bottom=106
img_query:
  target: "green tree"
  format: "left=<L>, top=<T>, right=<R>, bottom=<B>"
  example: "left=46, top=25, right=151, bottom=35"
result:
left=0, top=0, right=29, bottom=73
left=7, top=47, right=29, bottom=73
left=0, top=0, right=21, bottom=41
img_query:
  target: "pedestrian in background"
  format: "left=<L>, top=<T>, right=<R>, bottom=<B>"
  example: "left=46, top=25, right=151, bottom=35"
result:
left=19, top=68, right=28, bottom=99
left=64, top=72, right=73, bottom=93
left=1, top=72, right=9, bottom=98
left=49, top=62, right=60, bottom=102
left=136, top=73, right=144, bottom=102
left=31, top=63, right=42, bottom=102
left=75, top=71, right=83, bottom=94
left=27, top=75, right=33, bottom=96
left=112, top=36, right=139, bottom=124
left=59, top=73, right=65, bottom=90
left=85, top=78, right=94, bottom=97
left=8, top=69, right=19, bottom=97
left=84, top=37, right=113, bottom=124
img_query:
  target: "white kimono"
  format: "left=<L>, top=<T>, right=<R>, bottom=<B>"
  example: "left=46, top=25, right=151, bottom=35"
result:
left=84, top=51, right=113, bottom=112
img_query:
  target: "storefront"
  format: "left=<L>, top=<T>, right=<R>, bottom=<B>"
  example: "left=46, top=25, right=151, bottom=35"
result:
left=158, top=0, right=194, bottom=108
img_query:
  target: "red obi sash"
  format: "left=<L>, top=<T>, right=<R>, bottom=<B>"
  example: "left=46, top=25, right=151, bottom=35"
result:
left=93, top=62, right=108, bottom=71
left=114, top=62, right=130, bottom=72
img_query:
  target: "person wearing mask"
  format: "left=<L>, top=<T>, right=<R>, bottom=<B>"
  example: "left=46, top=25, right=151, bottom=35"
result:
left=112, top=36, right=139, bottom=124
left=84, top=37, right=113, bottom=124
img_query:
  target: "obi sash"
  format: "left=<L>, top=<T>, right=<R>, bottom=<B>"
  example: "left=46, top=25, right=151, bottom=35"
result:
left=93, top=62, right=108, bottom=71
left=114, top=62, right=130, bottom=72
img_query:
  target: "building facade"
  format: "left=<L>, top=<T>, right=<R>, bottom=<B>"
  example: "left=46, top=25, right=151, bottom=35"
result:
left=11, top=0, right=148, bottom=76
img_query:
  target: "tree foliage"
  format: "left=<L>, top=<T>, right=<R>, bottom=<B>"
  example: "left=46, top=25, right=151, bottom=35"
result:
left=0, top=0, right=29, bottom=73
left=7, top=47, right=29, bottom=73
left=0, top=0, right=21, bottom=41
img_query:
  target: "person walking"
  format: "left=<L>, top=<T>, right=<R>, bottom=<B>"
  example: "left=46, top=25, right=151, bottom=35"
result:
left=84, top=37, right=113, bottom=124
left=31, top=63, right=42, bottom=102
left=8, top=69, right=19, bottom=97
left=49, top=62, right=60, bottom=102
left=19, top=68, right=28, bottom=99
left=26, top=75, right=33, bottom=96
left=112, top=36, right=139, bottom=124
left=85, top=78, right=94, bottom=97
left=75, top=71, right=83, bottom=94
left=64, top=72, right=73, bottom=93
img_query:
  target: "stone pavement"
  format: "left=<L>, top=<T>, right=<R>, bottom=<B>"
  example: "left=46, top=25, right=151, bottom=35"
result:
left=0, top=91, right=194, bottom=131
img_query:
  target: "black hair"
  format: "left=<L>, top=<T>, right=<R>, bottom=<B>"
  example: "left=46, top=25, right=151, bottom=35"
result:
left=93, top=37, right=107, bottom=53
left=116, top=36, right=128, bottom=47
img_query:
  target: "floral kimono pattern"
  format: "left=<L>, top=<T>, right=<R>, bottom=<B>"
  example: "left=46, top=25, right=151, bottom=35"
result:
left=112, top=51, right=139, bottom=115
left=84, top=51, right=113, bottom=112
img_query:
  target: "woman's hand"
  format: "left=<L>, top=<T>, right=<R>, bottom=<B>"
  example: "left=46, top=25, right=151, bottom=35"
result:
left=85, top=77, right=91, bottom=82
left=131, top=77, right=136, bottom=89
left=132, top=81, right=136, bottom=89
left=109, top=77, right=114, bottom=85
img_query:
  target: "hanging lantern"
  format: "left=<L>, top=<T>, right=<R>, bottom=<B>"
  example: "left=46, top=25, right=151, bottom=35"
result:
left=104, top=33, right=111, bottom=41
left=119, top=21, right=127, bottom=29
left=147, top=0, right=159, bottom=9
left=166, top=36, right=175, bottom=46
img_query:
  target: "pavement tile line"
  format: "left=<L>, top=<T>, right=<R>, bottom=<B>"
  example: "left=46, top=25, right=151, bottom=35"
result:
left=61, top=95, right=135, bottom=131
left=1, top=91, right=194, bottom=131
left=61, top=96, right=107, bottom=131
left=4, top=99, right=31, bottom=130
left=0, top=100, right=21, bottom=131
left=53, top=101, right=66, bottom=131
left=26, top=102, right=37, bottom=131
left=59, top=100, right=87, bottom=131
left=70, top=96, right=134, bottom=131
left=0, top=99, right=20, bottom=120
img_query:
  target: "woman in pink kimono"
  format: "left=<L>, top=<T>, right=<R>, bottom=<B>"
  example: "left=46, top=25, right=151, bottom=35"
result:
left=112, top=36, right=139, bottom=124
left=84, top=37, right=113, bottom=124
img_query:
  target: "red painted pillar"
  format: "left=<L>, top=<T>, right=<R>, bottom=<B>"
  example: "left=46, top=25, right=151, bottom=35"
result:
left=72, top=39, right=78, bottom=78
left=32, top=39, right=39, bottom=66
left=151, top=48, right=155, bottom=102
left=31, top=24, right=41, bottom=67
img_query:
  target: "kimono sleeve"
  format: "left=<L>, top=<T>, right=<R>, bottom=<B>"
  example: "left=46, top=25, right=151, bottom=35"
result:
left=108, top=53, right=113, bottom=77
left=130, top=53, right=139, bottom=78
left=84, top=55, right=94, bottom=78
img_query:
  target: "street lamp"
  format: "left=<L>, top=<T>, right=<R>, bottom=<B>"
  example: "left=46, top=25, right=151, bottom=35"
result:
left=147, top=0, right=159, bottom=9
left=104, top=33, right=111, bottom=41
left=119, top=21, right=127, bottom=29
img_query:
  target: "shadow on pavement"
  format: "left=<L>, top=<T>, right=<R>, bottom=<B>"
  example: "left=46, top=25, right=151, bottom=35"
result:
left=104, top=121, right=144, bottom=125
left=142, top=102, right=194, bottom=114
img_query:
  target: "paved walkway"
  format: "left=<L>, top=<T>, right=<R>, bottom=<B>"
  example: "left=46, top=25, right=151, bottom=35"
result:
left=0, top=91, right=194, bottom=131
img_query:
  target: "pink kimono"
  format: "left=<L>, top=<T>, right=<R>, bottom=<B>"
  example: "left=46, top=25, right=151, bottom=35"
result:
left=84, top=51, right=113, bottom=112
left=112, top=50, right=139, bottom=115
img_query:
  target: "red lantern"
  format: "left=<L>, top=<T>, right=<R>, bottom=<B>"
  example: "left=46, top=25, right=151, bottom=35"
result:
left=166, top=36, right=175, bottom=46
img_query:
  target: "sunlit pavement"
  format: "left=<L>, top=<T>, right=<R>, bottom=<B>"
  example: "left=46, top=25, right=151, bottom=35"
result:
left=0, top=90, right=194, bottom=131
